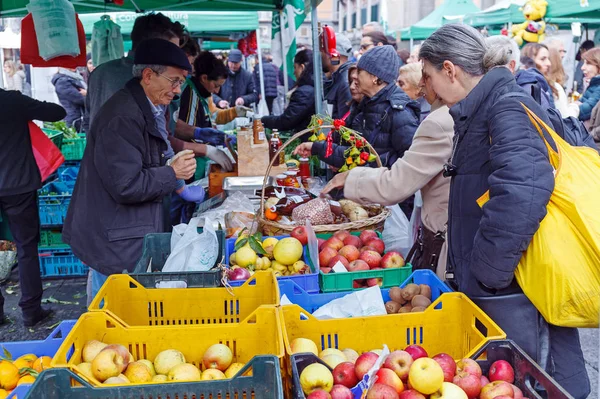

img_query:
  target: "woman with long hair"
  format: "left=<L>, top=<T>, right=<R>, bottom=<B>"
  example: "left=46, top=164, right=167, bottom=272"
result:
left=576, top=47, right=600, bottom=122
left=3, top=60, right=25, bottom=92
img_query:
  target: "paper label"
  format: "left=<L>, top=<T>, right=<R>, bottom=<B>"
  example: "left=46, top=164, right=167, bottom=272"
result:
left=290, top=195, right=304, bottom=204
left=332, top=261, right=348, bottom=273
left=259, top=131, right=266, bottom=140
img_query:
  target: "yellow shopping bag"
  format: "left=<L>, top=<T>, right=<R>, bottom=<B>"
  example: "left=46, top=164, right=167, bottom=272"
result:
left=515, top=105, right=600, bottom=328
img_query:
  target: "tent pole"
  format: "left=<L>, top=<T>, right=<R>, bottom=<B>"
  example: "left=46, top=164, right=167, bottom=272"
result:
left=311, top=0, right=323, bottom=114
left=256, top=29, right=268, bottom=115
left=410, top=37, right=413, bottom=51
left=280, top=11, right=289, bottom=107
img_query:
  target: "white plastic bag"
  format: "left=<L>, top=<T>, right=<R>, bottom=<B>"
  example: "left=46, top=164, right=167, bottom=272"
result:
left=194, top=191, right=255, bottom=228
left=382, top=204, right=411, bottom=258
left=162, top=217, right=219, bottom=272
left=312, top=286, right=387, bottom=319
left=27, top=0, right=80, bottom=61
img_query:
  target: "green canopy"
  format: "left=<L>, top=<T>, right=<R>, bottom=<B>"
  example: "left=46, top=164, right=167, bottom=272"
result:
left=79, top=11, right=259, bottom=37
left=399, top=0, right=480, bottom=40
left=546, top=0, right=600, bottom=18
left=462, top=0, right=526, bottom=26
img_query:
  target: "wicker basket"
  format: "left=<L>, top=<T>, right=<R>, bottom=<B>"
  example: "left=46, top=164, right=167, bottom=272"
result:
left=258, top=126, right=390, bottom=235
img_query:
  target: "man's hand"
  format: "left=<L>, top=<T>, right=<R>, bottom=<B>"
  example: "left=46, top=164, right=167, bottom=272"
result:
left=293, top=142, right=314, bottom=158
left=218, top=100, right=230, bottom=108
left=170, top=151, right=197, bottom=180
left=206, top=145, right=233, bottom=172
left=235, top=97, right=245, bottom=106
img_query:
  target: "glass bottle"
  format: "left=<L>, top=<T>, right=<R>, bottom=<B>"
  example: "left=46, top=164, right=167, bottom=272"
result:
left=269, top=130, right=283, bottom=166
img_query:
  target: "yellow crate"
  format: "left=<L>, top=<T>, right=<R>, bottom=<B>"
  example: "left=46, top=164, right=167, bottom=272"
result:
left=88, top=271, right=280, bottom=327
left=51, top=306, right=284, bottom=387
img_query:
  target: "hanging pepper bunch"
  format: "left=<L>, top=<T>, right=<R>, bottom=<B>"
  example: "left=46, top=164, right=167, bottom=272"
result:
left=308, top=114, right=377, bottom=172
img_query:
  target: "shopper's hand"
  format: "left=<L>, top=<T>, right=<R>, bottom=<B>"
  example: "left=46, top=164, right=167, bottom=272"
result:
left=293, top=142, right=313, bottom=158
left=194, top=127, right=226, bottom=146
left=235, top=97, right=245, bottom=106
left=321, top=172, right=349, bottom=196
left=79, top=89, right=87, bottom=96
left=235, top=105, right=252, bottom=117
left=218, top=100, right=230, bottom=109
left=178, top=184, right=206, bottom=203
left=170, top=151, right=196, bottom=180
left=206, top=145, right=233, bottom=172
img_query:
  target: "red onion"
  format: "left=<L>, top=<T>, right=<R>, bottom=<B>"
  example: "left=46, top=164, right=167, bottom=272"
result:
left=228, top=267, right=251, bottom=281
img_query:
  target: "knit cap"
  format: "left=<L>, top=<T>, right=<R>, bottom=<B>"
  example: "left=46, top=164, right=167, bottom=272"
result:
left=357, top=45, right=400, bottom=84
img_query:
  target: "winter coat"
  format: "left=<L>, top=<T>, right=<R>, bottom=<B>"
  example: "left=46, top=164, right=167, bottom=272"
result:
left=253, top=61, right=279, bottom=98
left=262, top=81, right=316, bottom=135
left=63, top=79, right=178, bottom=276
left=51, top=70, right=86, bottom=128
left=417, top=96, right=431, bottom=122
left=589, top=100, right=600, bottom=143
left=0, top=90, right=65, bottom=197
left=344, top=100, right=453, bottom=277
left=312, top=83, right=420, bottom=168
left=214, top=67, right=258, bottom=107
left=324, top=61, right=352, bottom=120
left=447, top=67, right=555, bottom=298
left=515, top=68, right=555, bottom=110
left=578, top=75, right=600, bottom=121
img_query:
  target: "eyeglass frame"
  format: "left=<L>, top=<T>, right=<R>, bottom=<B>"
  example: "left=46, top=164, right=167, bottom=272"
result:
left=155, top=71, right=186, bottom=88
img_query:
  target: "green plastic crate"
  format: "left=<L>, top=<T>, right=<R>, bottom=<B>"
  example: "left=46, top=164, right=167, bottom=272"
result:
left=39, top=229, right=67, bottom=248
left=42, top=128, right=64, bottom=148
left=309, top=232, right=412, bottom=293
left=61, top=134, right=86, bottom=161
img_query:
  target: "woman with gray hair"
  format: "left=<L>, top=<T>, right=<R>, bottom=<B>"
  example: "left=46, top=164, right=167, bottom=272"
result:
left=420, top=24, right=589, bottom=399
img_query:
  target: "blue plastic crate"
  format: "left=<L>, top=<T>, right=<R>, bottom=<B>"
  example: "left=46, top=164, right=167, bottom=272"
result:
left=58, top=166, right=80, bottom=188
left=7, top=384, right=31, bottom=399
left=38, top=181, right=72, bottom=227
left=225, top=235, right=319, bottom=293
left=38, top=248, right=88, bottom=278
left=278, top=269, right=452, bottom=313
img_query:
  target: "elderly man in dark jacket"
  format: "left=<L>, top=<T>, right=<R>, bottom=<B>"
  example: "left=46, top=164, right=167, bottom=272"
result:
left=214, top=49, right=258, bottom=108
left=253, top=57, right=279, bottom=113
left=63, top=39, right=197, bottom=300
left=0, top=90, right=65, bottom=326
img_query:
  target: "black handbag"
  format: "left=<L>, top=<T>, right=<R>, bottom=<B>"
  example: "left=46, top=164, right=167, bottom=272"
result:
left=405, top=225, right=445, bottom=272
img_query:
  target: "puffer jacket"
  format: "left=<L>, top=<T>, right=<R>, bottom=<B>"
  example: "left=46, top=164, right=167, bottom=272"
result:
left=578, top=75, right=600, bottom=121
left=213, top=67, right=258, bottom=107
left=253, top=61, right=279, bottom=98
left=447, top=67, right=555, bottom=298
left=515, top=68, right=555, bottom=110
left=51, top=70, right=86, bottom=128
left=262, top=80, right=315, bottom=135
left=312, top=83, right=420, bottom=168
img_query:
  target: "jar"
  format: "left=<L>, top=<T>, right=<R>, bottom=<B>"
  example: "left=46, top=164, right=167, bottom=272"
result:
left=284, top=171, right=301, bottom=188
left=298, top=157, right=311, bottom=180
left=276, top=174, right=287, bottom=186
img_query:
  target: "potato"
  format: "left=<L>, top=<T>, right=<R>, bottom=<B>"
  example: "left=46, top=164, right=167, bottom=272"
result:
left=339, top=199, right=361, bottom=216
left=348, top=207, right=369, bottom=222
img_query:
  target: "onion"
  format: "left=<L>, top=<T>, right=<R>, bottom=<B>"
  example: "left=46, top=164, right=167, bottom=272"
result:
left=228, top=267, right=251, bottom=281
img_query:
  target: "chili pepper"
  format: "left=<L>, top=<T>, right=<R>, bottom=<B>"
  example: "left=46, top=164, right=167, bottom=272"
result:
left=317, top=132, right=327, bottom=141
left=333, top=119, right=346, bottom=130
left=360, top=152, right=370, bottom=162
left=355, top=139, right=364, bottom=148
left=346, top=156, right=353, bottom=165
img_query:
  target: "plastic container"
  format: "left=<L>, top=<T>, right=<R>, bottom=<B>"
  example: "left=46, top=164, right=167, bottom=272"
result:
left=225, top=235, right=319, bottom=293
left=7, top=384, right=31, bottom=399
left=129, top=230, right=225, bottom=288
left=60, top=134, right=86, bottom=161
left=42, top=128, right=63, bottom=149
left=51, top=308, right=284, bottom=388
left=24, top=355, right=284, bottom=399
left=311, top=232, right=413, bottom=292
left=278, top=269, right=452, bottom=313
left=89, top=271, right=280, bottom=327
left=38, top=247, right=88, bottom=278
left=471, top=340, right=572, bottom=399
left=39, top=229, right=67, bottom=248
left=38, top=181, right=72, bottom=227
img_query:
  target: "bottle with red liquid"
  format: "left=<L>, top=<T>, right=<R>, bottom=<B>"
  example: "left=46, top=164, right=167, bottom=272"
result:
left=269, top=130, right=282, bottom=166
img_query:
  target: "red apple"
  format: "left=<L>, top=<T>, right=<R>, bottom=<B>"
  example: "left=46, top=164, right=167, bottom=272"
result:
left=375, top=368, right=404, bottom=394
left=488, top=360, right=515, bottom=384
left=366, top=383, right=400, bottom=399
left=398, top=389, right=426, bottom=399
left=456, top=359, right=482, bottom=378
left=355, top=352, right=379, bottom=380
left=318, top=238, right=327, bottom=251
left=339, top=245, right=360, bottom=262
left=432, top=353, right=457, bottom=383
left=320, top=267, right=332, bottom=274
left=511, top=384, right=524, bottom=399
left=360, top=246, right=377, bottom=253
left=381, top=251, right=405, bottom=269
left=453, top=371, right=482, bottom=399
left=359, top=250, right=382, bottom=269
left=333, top=362, right=358, bottom=388
left=493, top=397, right=514, bottom=399
left=365, top=238, right=385, bottom=255
left=480, top=381, right=514, bottom=399
left=330, top=384, right=353, bottom=399
left=334, top=230, right=352, bottom=242
left=404, top=345, right=428, bottom=361
left=319, top=247, right=338, bottom=268
left=360, top=230, right=379, bottom=244
left=383, top=350, right=413, bottom=381
left=325, top=237, right=344, bottom=251
left=347, top=260, right=369, bottom=272
left=291, top=226, right=308, bottom=246
left=328, top=255, right=350, bottom=270
left=367, top=277, right=383, bottom=287
left=307, top=390, right=332, bottom=399
left=343, top=235, right=362, bottom=248
left=480, top=375, right=490, bottom=387
left=353, top=280, right=366, bottom=288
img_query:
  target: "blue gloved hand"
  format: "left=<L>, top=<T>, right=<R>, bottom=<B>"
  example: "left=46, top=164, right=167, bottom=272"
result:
left=178, top=184, right=206, bottom=203
left=226, top=134, right=237, bottom=147
left=193, top=127, right=226, bottom=146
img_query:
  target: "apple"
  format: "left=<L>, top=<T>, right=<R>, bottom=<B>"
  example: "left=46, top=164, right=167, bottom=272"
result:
left=359, top=250, right=382, bottom=269
left=360, top=230, right=379, bottom=244
left=381, top=251, right=405, bottom=269
left=343, top=235, right=362, bottom=248
left=453, top=372, right=481, bottom=399
left=480, top=381, right=514, bottom=399
left=91, top=348, right=125, bottom=382
left=488, top=360, right=515, bottom=384
left=203, top=343, right=233, bottom=371
left=456, top=359, right=482, bottom=378
left=365, top=238, right=385, bottom=255
left=399, top=389, right=426, bottom=399
left=333, top=362, right=359, bottom=388
left=102, top=344, right=131, bottom=369
left=353, top=280, right=366, bottom=289
left=355, top=352, right=379, bottom=380
left=307, top=390, right=332, bottom=399
left=328, top=255, right=350, bottom=270
left=408, top=358, right=444, bottom=395
left=480, top=375, right=490, bottom=387
left=342, top=348, right=359, bottom=364
left=367, top=277, right=383, bottom=287
left=339, top=245, right=360, bottom=262
left=300, top=363, right=334, bottom=395
left=319, top=247, right=338, bottom=268
left=430, top=382, right=468, bottom=399
left=404, top=345, right=428, bottom=361
left=321, top=267, right=332, bottom=274
left=376, top=368, right=404, bottom=394
left=367, top=383, right=400, bottom=399
left=334, top=230, right=352, bottom=242
left=383, top=350, right=413, bottom=381
left=360, top=246, right=377, bottom=253
left=347, top=260, right=369, bottom=272
left=290, top=338, right=319, bottom=356
left=330, top=384, right=353, bottom=399
left=493, top=396, right=514, bottom=399
left=325, top=237, right=344, bottom=251
left=291, top=226, right=309, bottom=246
left=318, top=238, right=327, bottom=251
left=432, top=353, right=456, bottom=383
left=511, top=384, right=524, bottom=399
left=321, top=354, right=347, bottom=369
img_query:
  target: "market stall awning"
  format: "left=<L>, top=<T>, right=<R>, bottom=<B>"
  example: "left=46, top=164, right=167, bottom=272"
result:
left=462, top=0, right=525, bottom=27
left=546, top=0, right=600, bottom=18
left=399, top=0, right=480, bottom=40
left=79, top=11, right=259, bottom=37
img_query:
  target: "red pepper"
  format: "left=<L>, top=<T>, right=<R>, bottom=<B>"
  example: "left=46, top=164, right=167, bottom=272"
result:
left=355, top=139, right=364, bottom=148
left=333, top=119, right=346, bottom=130
left=360, top=152, right=370, bottom=162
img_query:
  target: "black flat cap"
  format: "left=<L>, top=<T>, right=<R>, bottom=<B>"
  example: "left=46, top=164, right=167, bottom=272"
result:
left=134, top=38, right=192, bottom=72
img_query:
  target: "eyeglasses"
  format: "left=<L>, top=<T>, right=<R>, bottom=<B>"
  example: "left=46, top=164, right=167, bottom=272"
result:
left=156, top=72, right=185, bottom=88
left=360, top=44, right=373, bottom=50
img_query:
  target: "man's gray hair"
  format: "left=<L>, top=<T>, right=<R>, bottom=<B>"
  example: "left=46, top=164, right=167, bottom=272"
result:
left=132, top=64, right=167, bottom=78
left=484, top=35, right=521, bottom=70
left=419, top=24, right=488, bottom=76
left=363, top=21, right=383, bottom=32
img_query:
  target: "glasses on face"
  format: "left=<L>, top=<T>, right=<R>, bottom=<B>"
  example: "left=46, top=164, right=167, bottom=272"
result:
left=360, top=43, right=373, bottom=50
left=156, top=72, right=185, bottom=88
